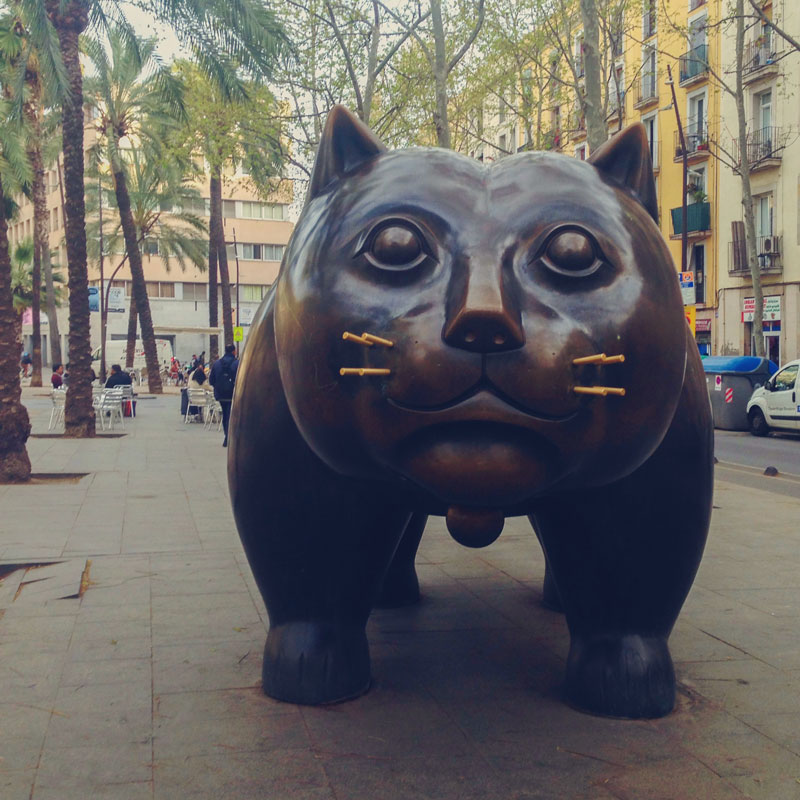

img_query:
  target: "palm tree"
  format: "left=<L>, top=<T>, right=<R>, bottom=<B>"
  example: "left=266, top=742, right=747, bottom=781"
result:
left=0, top=96, right=32, bottom=481
left=83, top=30, right=194, bottom=394
left=23, top=0, right=285, bottom=434
left=86, top=144, right=207, bottom=376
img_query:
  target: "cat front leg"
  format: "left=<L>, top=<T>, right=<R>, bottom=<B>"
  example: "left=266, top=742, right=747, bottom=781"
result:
left=530, top=363, right=713, bottom=718
left=375, top=512, right=427, bottom=608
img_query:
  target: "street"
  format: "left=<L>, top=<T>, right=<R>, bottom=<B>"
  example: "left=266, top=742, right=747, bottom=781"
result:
left=715, top=428, right=800, bottom=477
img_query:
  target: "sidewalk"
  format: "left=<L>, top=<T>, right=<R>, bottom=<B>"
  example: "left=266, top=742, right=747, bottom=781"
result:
left=2, top=388, right=800, bottom=799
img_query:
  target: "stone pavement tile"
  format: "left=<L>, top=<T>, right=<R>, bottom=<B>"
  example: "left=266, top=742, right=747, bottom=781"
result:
left=0, top=769, right=37, bottom=800
left=153, top=701, right=307, bottom=759
left=60, top=656, right=151, bottom=687
left=681, top=659, right=800, bottom=714
left=153, top=749, right=334, bottom=800
left=70, top=618, right=151, bottom=644
left=79, top=577, right=151, bottom=607
left=33, top=742, right=152, bottom=790
left=53, top=681, right=152, bottom=717
left=670, top=620, right=751, bottom=663
left=0, top=614, right=77, bottom=647
left=1, top=703, right=52, bottom=770
left=594, top=758, right=746, bottom=800
left=33, top=781, right=153, bottom=800
left=152, top=604, right=264, bottom=646
left=738, top=712, right=800, bottom=756
left=152, top=638, right=262, bottom=694
left=74, top=602, right=151, bottom=624
left=66, top=635, right=151, bottom=662
left=717, top=588, right=800, bottom=617
left=42, top=703, right=152, bottom=749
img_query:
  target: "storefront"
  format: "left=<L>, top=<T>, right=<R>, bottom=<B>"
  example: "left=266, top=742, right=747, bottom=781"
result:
left=742, top=295, right=781, bottom=365
left=695, top=317, right=712, bottom=355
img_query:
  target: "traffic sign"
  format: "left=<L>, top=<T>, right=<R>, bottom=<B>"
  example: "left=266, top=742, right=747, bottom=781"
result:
left=233, top=326, right=244, bottom=342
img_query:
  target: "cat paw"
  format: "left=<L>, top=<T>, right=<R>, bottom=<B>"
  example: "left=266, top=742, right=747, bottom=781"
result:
left=565, top=634, right=675, bottom=719
left=262, top=622, right=371, bottom=705
left=374, top=567, right=420, bottom=608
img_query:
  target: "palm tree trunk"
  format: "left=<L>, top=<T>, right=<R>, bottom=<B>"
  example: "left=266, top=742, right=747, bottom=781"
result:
left=125, top=293, right=138, bottom=369
left=112, top=166, right=162, bottom=393
left=48, top=1, right=94, bottom=436
left=0, top=174, right=33, bottom=481
left=27, top=109, right=47, bottom=388
left=207, top=175, right=219, bottom=361
left=209, top=172, right=233, bottom=347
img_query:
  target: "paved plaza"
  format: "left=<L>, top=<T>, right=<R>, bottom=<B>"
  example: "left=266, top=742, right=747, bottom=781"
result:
left=2, top=388, right=800, bottom=799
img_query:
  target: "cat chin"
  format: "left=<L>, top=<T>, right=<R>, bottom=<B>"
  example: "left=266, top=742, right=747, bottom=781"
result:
left=392, top=421, right=565, bottom=508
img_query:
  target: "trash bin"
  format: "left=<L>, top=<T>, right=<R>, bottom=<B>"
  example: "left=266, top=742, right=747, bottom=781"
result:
left=702, top=356, right=778, bottom=430
left=180, top=387, right=189, bottom=417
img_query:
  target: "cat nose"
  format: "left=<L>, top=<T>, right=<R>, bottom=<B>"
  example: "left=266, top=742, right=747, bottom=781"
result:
left=444, top=268, right=524, bottom=353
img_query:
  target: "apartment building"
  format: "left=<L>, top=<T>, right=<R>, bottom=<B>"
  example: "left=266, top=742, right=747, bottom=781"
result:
left=716, top=1, right=799, bottom=365
left=11, top=108, right=293, bottom=365
left=477, top=0, right=727, bottom=355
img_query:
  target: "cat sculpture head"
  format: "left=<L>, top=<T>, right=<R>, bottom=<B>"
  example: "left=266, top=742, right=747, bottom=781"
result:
left=274, top=106, right=686, bottom=543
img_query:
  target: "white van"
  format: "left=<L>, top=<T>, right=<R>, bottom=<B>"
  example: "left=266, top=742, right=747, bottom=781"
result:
left=92, top=339, right=173, bottom=371
left=746, top=359, right=800, bottom=436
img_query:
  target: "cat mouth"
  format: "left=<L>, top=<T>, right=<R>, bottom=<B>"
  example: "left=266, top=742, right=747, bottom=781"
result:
left=387, top=380, right=578, bottom=423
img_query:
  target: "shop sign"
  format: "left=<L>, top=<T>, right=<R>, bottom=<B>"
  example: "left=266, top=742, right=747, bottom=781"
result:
left=695, top=318, right=712, bottom=333
left=684, top=304, right=696, bottom=335
left=742, top=295, right=780, bottom=322
left=679, top=271, right=695, bottom=305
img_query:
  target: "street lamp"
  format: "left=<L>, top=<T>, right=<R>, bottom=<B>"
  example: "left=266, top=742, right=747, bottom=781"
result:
left=665, top=65, right=688, bottom=275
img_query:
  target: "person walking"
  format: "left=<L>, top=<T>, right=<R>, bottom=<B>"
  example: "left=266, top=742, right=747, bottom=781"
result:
left=209, top=344, right=239, bottom=447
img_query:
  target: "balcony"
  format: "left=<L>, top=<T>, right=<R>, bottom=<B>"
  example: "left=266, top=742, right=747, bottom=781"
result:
left=743, top=39, right=781, bottom=83
left=671, top=201, right=711, bottom=237
left=569, top=112, right=586, bottom=139
left=729, top=235, right=782, bottom=275
left=732, top=126, right=784, bottom=172
left=679, top=45, right=708, bottom=86
left=689, top=0, right=706, bottom=9
left=634, top=73, right=659, bottom=109
left=674, top=119, right=710, bottom=161
left=607, top=90, right=625, bottom=120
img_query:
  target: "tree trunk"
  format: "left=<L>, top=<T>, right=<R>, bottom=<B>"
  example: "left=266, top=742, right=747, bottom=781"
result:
left=112, top=165, right=162, bottom=393
left=27, top=107, right=47, bottom=387
left=209, top=172, right=233, bottom=347
left=208, top=178, right=219, bottom=363
left=430, top=0, right=451, bottom=149
left=48, top=1, right=94, bottom=436
left=125, top=293, right=137, bottom=369
left=734, top=0, right=764, bottom=356
left=579, top=0, right=606, bottom=152
left=0, top=174, right=32, bottom=481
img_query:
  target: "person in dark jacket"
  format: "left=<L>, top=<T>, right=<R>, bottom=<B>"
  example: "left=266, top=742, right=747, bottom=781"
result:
left=209, top=344, right=239, bottom=447
left=105, top=364, right=133, bottom=388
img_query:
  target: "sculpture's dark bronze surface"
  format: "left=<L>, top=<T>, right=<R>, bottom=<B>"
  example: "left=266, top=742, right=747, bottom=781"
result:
left=228, top=106, right=713, bottom=718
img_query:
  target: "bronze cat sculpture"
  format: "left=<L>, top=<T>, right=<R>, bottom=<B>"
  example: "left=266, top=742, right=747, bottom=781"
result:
left=228, top=106, right=713, bottom=719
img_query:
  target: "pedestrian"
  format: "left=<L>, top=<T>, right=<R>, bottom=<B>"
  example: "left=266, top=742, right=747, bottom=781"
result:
left=209, top=344, right=238, bottom=447
left=105, top=364, right=133, bottom=388
left=20, top=351, right=32, bottom=377
left=51, top=363, right=64, bottom=389
left=188, top=363, right=208, bottom=390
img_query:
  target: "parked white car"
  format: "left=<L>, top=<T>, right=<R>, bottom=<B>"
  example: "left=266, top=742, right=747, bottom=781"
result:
left=746, top=359, right=800, bottom=436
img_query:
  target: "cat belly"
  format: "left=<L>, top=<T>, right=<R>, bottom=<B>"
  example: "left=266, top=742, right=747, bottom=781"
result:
left=394, top=421, right=565, bottom=507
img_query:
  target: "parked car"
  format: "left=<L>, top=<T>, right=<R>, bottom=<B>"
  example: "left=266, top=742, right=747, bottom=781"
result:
left=746, top=359, right=800, bottom=436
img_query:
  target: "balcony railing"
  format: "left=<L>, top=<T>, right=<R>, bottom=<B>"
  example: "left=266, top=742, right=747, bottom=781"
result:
left=733, top=126, right=783, bottom=167
left=671, top=201, right=711, bottom=236
left=729, top=235, right=782, bottom=273
left=635, top=73, right=658, bottom=107
left=679, top=45, right=708, bottom=84
left=674, top=118, right=709, bottom=159
left=743, top=38, right=780, bottom=77
left=607, top=89, right=625, bottom=118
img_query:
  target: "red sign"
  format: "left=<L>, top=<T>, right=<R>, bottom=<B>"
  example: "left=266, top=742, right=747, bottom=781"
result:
left=725, top=388, right=733, bottom=404
left=695, top=318, right=712, bottom=332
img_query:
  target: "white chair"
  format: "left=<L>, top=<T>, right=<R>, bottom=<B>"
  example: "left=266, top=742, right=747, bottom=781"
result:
left=184, top=388, right=210, bottom=424
left=205, top=397, right=223, bottom=431
left=48, top=389, right=66, bottom=430
left=98, top=388, right=125, bottom=430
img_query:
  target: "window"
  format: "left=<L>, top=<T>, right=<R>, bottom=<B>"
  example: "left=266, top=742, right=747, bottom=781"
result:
left=498, top=133, right=507, bottom=152
left=642, top=46, right=657, bottom=98
left=575, top=35, right=585, bottom=77
left=643, top=0, right=656, bottom=38
left=175, top=196, right=207, bottom=215
left=183, top=283, right=207, bottom=301
left=575, top=144, right=587, bottom=161
left=642, top=113, right=657, bottom=165
left=235, top=243, right=286, bottom=262
left=756, top=89, right=772, bottom=132
left=222, top=200, right=236, bottom=217
left=691, top=245, right=705, bottom=303
left=241, top=285, right=266, bottom=302
left=145, top=281, right=174, bottom=298
left=773, top=364, right=798, bottom=392
left=143, top=239, right=160, bottom=256
left=754, top=194, right=773, bottom=238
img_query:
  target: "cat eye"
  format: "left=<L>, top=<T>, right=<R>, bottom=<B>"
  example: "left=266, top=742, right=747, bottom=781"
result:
left=360, top=221, right=430, bottom=272
left=541, top=228, right=603, bottom=278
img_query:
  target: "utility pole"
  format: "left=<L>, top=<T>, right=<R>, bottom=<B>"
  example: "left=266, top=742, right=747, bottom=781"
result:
left=98, top=174, right=106, bottom=383
left=666, top=64, right=688, bottom=275
left=232, top=228, right=240, bottom=327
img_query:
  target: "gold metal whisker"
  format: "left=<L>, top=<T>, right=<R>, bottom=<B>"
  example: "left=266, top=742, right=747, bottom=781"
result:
left=574, top=386, right=626, bottom=397
left=360, top=332, right=394, bottom=348
left=572, top=353, right=626, bottom=365
left=342, top=331, right=374, bottom=346
left=339, top=368, right=392, bottom=377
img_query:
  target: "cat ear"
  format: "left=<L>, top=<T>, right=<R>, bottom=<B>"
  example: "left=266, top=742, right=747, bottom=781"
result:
left=307, top=105, right=387, bottom=201
left=588, top=124, right=659, bottom=224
